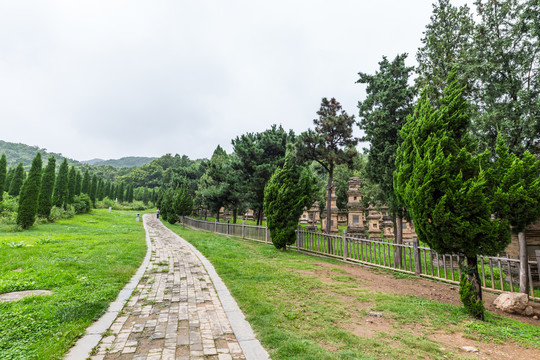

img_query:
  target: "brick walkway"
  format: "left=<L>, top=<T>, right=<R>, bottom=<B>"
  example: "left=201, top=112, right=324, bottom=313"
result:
left=89, top=214, right=261, bottom=360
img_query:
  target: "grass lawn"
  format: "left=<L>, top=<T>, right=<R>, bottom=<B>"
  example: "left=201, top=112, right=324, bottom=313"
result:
left=164, top=223, right=540, bottom=360
left=0, top=209, right=147, bottom=360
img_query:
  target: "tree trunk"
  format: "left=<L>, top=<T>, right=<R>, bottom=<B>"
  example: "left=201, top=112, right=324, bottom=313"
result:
left=465, top=255, right=484, bottom=321
left=216, top=212, right=220, bottom=222
left=518, top=231, right=529, bottom=295
left=395, top=213, right=403, bottom=268
left=232, top=209, right=237, bottom=224
left=326, top=170, right=333, bottom=253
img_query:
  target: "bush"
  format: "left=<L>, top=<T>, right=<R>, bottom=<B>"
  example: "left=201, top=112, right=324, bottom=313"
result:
left=459, top=273, right=485, bottom=319
left=49, top=205, right=75, bottom=221
left=95, top=198, right=149, bottom=211
left=0, top=194, right=18, bottom=226
left=72, top=194, right=92, bottom=214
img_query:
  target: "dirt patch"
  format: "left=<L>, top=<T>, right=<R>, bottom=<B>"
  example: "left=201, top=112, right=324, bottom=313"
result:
left=313, top=261, right=539, bottom=326
left=0, top=290, right=52, bottom=302
left=431, top=332, right=540, bottom=360
left=289, top=261, right=540, bottom=359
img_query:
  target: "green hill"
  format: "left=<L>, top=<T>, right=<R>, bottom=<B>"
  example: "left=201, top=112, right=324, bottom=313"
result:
left=0, top=140, right=80, bottom=169
left=81, top=156, right=156, bottom=167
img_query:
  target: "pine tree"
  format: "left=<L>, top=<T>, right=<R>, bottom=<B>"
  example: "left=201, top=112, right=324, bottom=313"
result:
left=264, top=155, right=317, bottom=250
left=471, top=0, right=539, bottom=155
left=0, top=154, right=6, bottom=202
left=357, top=53, right=415, bottom=251
left=295, top=98, right=358, bottom=236
left=9, top=163, right=25, bottom=197
left=394, top=71, right=510, bottom=320
left=53, top=159, right=69, bottom=208
left=81, top=170, right=91, bottom=194
left=415, top=0, right=474, bottom=105
left=37, top=156, right=56, bottom=219
left=17, top=153, right=42, bottom=229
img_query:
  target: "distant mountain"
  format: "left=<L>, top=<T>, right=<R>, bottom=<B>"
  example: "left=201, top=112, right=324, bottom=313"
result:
left=80, top=156, right=156, bottom=167
left=0, top=140, right=80, bottom=169
left=82, top=158, right=105, bottom=165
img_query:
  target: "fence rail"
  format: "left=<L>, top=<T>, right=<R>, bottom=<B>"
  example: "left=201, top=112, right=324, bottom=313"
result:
left=182, top=217, right=539, bottom=299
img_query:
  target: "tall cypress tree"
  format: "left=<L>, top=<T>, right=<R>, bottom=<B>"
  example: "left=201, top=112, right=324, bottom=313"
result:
left=5, top=167, right=14, bottom=193
left=38, top=156, right=56, bottom=219
left=97, top=179, right=105, bottom=201
left=109, top=183, right=116, bottom=200
left=264, top=155, right=317, bottom=250
left=81, top=170, right=91, bottom=194
left=142, top=187, right=149, bottom=205
left=90, top=174, right=98, bottom=205
left=128, top=184, right=134, bottom=202
left=74, top=170, right=82, bottom=196
left=0, top=154, right=6, bottom=202
left=103, top=181, right=110, bottom=199
left=67, top=166, right=76, bottom=204
left=17, top=153, right=42, bottom=229
left=9, top=163, right=25, bottom=197
left=116, top=182, right=125, bottom=202
left=53, top=159, right=69, bottom=208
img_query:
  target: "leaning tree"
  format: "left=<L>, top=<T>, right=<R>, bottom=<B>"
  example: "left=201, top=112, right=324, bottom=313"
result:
left=394, top=72, right=510, bottom=320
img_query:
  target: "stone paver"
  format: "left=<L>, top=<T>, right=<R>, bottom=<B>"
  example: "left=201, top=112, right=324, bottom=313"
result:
left=89, top=214, right=253, bottom=360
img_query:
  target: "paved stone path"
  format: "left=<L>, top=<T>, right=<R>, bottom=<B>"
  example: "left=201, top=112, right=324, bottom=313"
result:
left=88, top=214, right=268, bottom=360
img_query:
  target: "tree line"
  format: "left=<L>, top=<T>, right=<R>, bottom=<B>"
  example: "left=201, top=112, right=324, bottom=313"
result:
left=0, top=153, right=159, bottom=230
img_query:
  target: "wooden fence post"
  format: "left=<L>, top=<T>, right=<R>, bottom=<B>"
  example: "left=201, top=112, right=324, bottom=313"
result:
left=242, top=221, right=246, bottom=239
left=536, top=250, right=540, bottom=284
left=266, top=227, right=270, bottom=244
left=227, top=221, right=230, bottom=235
left=215, top=220, right=217, bottom=233
left=413, top=238, right=421, bottom=275
left=343, top=230, right=348, bottom=261
left=297, top=226, right=301, bottom=251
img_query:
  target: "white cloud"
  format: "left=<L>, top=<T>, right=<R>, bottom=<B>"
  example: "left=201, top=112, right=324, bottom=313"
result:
left=0, top=0, right=474, bottom=160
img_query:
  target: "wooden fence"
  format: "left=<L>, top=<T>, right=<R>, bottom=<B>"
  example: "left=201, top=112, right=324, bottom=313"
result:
left=182, top=217, right=540, bottom=300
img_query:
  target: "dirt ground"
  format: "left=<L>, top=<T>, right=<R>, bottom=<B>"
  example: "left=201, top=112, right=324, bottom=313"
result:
left=293, top=259, right=540, bottom=360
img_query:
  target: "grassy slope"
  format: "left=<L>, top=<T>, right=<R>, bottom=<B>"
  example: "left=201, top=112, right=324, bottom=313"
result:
left=0, top=209, right=147, bottom=360
left=164, top=223, right=540, bottom=360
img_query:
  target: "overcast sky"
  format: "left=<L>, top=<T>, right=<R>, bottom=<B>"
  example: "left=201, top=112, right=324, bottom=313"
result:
left=0, top=0, right=473, bottom=161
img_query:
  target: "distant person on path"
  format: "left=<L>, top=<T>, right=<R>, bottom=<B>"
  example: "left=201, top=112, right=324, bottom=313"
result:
left=157, top=209, right=160, bottom=219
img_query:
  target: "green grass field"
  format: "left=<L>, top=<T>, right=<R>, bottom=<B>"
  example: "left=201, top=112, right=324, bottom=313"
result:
left=165, top=222, right=540, bottom=360
left=0, top=209, right=147, bottom=360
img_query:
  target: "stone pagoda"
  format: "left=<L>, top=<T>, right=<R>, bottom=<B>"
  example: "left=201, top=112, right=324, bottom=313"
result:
left=346, top=177, right=366, bottom=235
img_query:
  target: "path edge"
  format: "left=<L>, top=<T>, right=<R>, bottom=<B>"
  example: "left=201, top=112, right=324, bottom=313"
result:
left=164, top=222, right=271, bottom=360
left=64, top=214, right=153, bottom=360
